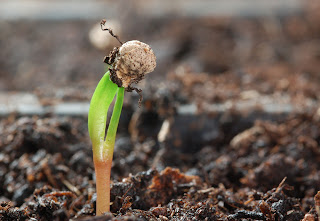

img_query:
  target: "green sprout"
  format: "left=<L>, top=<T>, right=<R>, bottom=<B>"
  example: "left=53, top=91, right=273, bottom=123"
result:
left=88, top=71, right=124, bottom=215
left=88, top=23, right=156, bottom=215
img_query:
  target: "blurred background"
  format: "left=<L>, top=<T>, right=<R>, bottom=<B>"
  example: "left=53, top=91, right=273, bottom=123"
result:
left=0, top=0, right=319, bottom=115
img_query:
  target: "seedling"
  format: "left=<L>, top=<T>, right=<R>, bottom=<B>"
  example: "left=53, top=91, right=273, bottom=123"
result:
left=88, top=21, right=156, bottom=215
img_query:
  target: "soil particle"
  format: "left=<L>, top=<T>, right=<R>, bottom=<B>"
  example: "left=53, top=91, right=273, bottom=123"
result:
left=77, top=213, right=114, bottom=221
left=104, top=47, right=120, bottom=66
left=111, top=167, right=198, bottom=213
left=150, top=206, right=167, bottom=217
left=145, top=167, right=201, bottom=207
left=227, top=211, right=265, bottom=220
left=302, top=214, right=316, bottom=221
left=0, top=116, right=83, bottom=156
left=0, top=201, right=28, bottom=221
left=26, top=186, right=77, bottom=220
left=110, top=68, right=123, bottom=88
left=241, top=154, right=297, bottom=190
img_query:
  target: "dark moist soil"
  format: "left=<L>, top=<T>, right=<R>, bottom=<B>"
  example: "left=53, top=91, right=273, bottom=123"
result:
left=1, top=109, right=320, bottom=220
left=1, top=2, right=320, bottom=221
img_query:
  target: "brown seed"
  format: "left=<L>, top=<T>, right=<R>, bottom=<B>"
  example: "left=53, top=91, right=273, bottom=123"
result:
left=112, top=40, right=156, bottom=88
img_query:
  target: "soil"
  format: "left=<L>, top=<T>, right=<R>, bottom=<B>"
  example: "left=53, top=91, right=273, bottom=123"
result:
left=1, top=2, right=320, bottom=221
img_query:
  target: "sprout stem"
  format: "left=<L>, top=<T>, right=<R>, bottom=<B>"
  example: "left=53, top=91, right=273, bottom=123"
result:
left=89, top=72, right=125, bottom=215
left=93, top=87, right=124, bottom=215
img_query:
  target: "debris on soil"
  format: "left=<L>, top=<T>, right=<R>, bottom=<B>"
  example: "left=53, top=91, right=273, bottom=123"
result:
left=1, top=111, right=320, bottom=220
